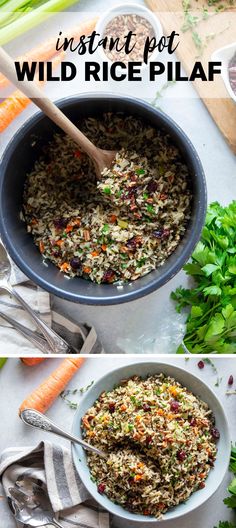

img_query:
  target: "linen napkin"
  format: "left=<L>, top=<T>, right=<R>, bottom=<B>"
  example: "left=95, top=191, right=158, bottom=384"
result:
left=0, top=442, right=110, bottom=528
left=0, top=255, right=103, bottom=355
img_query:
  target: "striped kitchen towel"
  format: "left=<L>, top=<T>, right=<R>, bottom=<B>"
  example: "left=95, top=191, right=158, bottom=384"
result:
left=0, top=254, right=103, bottom=354
left=0, top=442, right=110, bottom=528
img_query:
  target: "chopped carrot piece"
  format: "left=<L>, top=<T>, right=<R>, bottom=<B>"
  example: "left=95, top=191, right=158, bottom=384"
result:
left=39, top=241, right=45, bottom=253
left=83, top=267, right=91, bottom=274
left=137, top=462, right=144, bottom=468
left=134, top=474, right=143, bottom=482
left=91, top=250, right=99, bottom=257
left=60, top=262, right=70, bottom=272
left=65, top=225, right=73, bottom=233
left=157, top=409, right=164, bottom=416
left=101, top=244, right=107, bottom=251
left=110, top=214, right=117, bottom=223
left=56, top=239, right=63, bottom=247
left=167, top=413, right=175, bottom=420
left=120, top=404, right=127, bottom=411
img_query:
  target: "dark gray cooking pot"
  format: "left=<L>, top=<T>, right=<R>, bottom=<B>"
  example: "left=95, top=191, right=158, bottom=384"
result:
left=0, top=94, right=207, bottom=305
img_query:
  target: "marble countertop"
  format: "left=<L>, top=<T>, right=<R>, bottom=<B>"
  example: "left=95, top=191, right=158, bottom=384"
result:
left=0, top=0, right=236, bottom=354
left=0, top=356, right=236, bottom=527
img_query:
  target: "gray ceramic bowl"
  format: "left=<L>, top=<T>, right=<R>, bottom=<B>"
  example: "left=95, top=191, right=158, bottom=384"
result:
left=0, top=94, right=207, bottom=305
left=72, top=361, right=230, bottom=523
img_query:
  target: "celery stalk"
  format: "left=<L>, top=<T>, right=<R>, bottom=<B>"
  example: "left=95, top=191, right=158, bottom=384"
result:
left=0, top=358, right=7, bottom=368
left=0, top=0, right=79, bottom=45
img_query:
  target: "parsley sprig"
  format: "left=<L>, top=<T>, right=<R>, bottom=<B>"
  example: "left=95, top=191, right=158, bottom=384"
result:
left=172, top=202, right=236, bottom=354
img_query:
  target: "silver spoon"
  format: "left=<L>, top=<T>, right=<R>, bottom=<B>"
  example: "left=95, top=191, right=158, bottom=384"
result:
left=20, top=408, right=106, bottom=458
left=8, top=486, right=63, bottom=528
left=0, top=242, right=71, bottom=353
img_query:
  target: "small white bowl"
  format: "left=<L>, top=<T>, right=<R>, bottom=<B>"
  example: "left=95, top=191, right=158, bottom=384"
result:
left=212, top=42, right=236, bottom=103
left=96, top=3, right=163, bottom=69
left=72, top=361, right=230, bottom=523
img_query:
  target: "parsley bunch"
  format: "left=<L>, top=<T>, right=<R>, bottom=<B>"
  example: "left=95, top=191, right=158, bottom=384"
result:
left=214, top=447, right=236, bottom=528
left=171, top=202, right=236, bottom=354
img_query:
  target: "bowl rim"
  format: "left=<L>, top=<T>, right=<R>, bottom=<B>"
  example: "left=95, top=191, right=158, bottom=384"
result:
left=0, top=93, right=207, bottom=305
left=95, top=2, right=163, bottom=68
left=72, top=360, right=231, bottom=522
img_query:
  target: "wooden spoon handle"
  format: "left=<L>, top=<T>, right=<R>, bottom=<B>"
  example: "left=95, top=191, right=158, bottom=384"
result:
left=0, top=46, right=100, bottom=162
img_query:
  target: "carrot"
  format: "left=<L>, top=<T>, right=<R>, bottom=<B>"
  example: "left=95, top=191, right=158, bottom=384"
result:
left=19, top=357, right=85, bottom=414
left=21, top=358, right=46, bottom=366
left=60, top=262, right=70, bottom=271
left=83, top=267, right=91, bottom=274
left=110, top=214, right=117, bottom=223
left=0, top=52, right=64, bottom=133
left=39, top=241, right=45, bottom=253
left=0, top=17, right=98, bottom=91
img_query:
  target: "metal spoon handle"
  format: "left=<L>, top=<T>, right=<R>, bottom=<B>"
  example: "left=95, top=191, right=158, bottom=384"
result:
left=20, top=409, right=106, bottom=458
left=3, top=283, right=70, bottom=353
left=0, top=311, right=51, bottom=354
left=51, top=521, right=64, bottom=528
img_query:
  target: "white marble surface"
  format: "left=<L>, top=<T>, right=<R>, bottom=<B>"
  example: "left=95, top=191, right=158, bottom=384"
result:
left=0, top=356, right=236, bottom=527
left=0, top=0, right=236, bottom=354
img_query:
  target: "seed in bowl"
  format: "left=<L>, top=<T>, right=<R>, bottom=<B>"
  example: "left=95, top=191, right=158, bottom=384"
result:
left=104, top=14, right=155, bottom=63
left=23, top=113, right=192, bottom=284
left=81, top=374, right=218, bottom=518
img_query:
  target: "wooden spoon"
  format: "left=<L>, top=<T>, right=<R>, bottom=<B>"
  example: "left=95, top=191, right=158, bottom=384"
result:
left=0, top=47, right=116, bottom=177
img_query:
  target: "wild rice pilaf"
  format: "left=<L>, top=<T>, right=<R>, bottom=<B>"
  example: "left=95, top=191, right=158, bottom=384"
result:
left=82, top=374, right=218, bottom=517
left=23, top=114, right=192, bottom=284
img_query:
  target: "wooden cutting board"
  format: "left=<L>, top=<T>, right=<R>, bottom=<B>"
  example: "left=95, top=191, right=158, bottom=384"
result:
left=145, top=0, right=236, bottom=153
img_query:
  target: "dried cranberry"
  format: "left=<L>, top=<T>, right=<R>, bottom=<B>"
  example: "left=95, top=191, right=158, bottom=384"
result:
left=125, top=237, right=137, bottom=251
left=211, top=427, right=220, bottom=440
left=177, top=450, right=186, bottom=462
left=102, top=269, right=116, bottom=283
left=143, top=403, right=151, bottom=412
left=98, top=483, right=106, bottom=494
left=109, top=403, right=116, bottom=414
left=162, top=229, right=170, bottom=238
left=170, top=400, right=180, bottom=412
left=53, top=251, right=61, bottom=258
left=126, top=236, right=142, bottom=252
left=152, top=229, right=164, bottom=239
left=53, top=218, right=68, bottom=229
left=146, top=436, right=153, bottom=445
left=70, top=257, right=82, bottom=270
left=127, top=187, right=137, bottom=198
left=198, top=361, right=205, bottom=370
left=147, top=180, right=158, bottom=193
left=198, top=482, right=205, bottom=489
left=228, top=375, right=234, bottom=386
left=152, top=229, right=170, bottom=239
